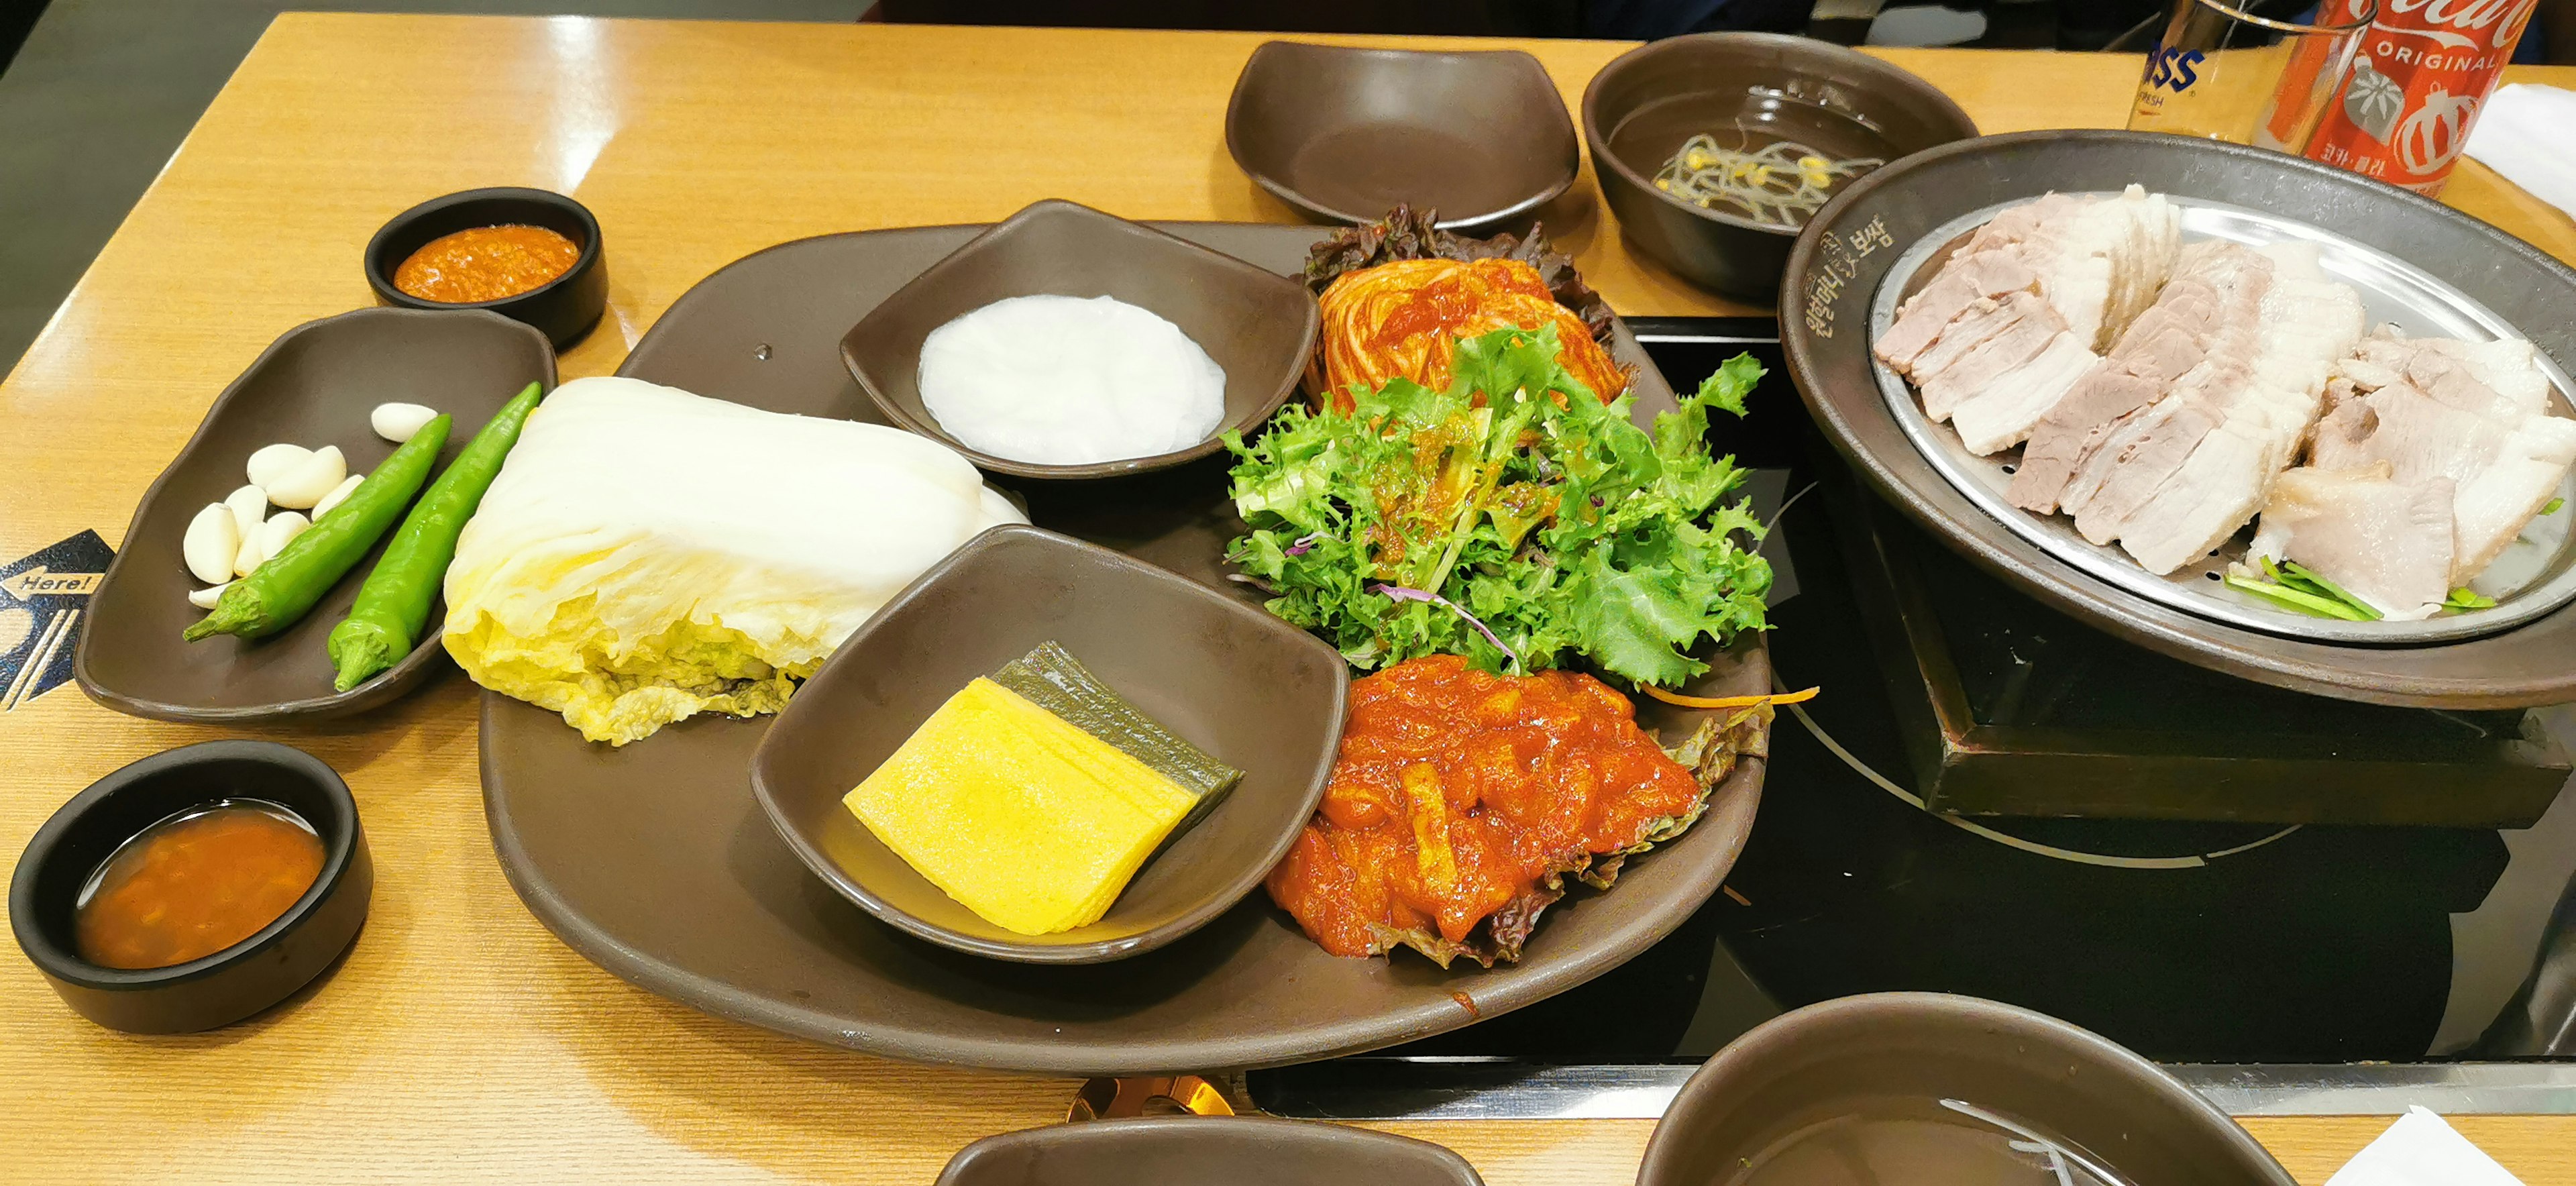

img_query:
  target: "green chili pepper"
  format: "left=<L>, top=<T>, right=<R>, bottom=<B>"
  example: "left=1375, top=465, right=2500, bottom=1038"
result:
left=327, top=382, right=543, bottom=690
left=182, top=415, right=453, bottom=643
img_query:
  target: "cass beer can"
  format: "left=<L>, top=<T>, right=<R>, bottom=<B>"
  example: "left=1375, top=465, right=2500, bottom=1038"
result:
left=2300, top=0, right=2538, bottom=195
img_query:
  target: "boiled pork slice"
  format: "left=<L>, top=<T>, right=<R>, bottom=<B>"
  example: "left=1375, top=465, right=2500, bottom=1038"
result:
left=2009, top=239, right=2269, bottom=513
left=2306, top=329, right=2576, bottom=583
left=2097, top=242, right=2363, bottom=575
left=1874, top=186, right=2180, bottom=451
left=2249, top=464, right=2457, bottom=618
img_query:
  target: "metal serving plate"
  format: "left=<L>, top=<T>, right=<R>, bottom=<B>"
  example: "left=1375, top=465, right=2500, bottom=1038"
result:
left=1781, top=129, right=2576, bottom=708
left=1870, top=195, right=2576, bottom=645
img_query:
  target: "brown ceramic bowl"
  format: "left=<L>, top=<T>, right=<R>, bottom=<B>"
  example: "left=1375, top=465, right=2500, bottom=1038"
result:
left=10, top=741, right=372, bottom=1034
left=749, top=523, right=1348, bottom=964
left=841, top=199, right=1321, bottom=481
left=938, top=1118, right=1484, bottom=1186
left=1638, top=993, right=2296, bottom=1186
left=1582, top=32, right=1976, bottom=300
left=76, top=307, right=555, bottom=724
left=1226, top=40, right=1580, bottom=235
left=363, top=186, right=608, bottom=350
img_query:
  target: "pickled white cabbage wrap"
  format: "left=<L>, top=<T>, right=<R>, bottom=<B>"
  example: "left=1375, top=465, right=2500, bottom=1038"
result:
left=442, top=376, right=1025, bottom=745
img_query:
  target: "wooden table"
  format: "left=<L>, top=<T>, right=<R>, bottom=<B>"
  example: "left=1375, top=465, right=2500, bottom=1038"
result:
left=2, top=15, right=2573, bottom=1183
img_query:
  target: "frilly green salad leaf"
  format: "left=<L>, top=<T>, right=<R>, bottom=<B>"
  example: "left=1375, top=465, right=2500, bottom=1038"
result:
left=1222, top=324, right=1771, bottom=687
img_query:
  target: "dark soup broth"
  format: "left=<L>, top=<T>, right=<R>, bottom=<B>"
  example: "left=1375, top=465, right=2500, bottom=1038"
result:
left=74, top=799, right=325, bottom=970
left=1612, top=89, right=1896, bottom=229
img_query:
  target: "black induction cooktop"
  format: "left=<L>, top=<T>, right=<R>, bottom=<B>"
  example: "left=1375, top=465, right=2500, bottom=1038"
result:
left=1246, top=319, right=2576, bottom=1120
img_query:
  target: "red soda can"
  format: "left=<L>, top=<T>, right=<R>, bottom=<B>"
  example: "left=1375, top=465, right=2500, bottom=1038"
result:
left=2300, top=0, right=2538, bottom=195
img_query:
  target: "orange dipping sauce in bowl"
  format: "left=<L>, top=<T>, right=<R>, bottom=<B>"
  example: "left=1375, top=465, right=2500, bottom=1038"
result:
left=74, top=800, right=325, bottom=970
left=392, top=223, right=581, bottom=305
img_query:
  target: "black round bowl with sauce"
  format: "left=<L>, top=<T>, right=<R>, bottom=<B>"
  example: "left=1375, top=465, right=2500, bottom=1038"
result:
left=9, top=740, right=372, bottom=1034
left=364, top=186, right=607, bottom=350
left=1582, top=32, right=1977, bottom=299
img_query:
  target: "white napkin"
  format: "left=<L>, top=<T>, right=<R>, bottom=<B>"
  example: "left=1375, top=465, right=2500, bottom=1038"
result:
left=2463, top=83, right=2576, bottom=219
left=2322, top=1106, right=2525, bottom=1186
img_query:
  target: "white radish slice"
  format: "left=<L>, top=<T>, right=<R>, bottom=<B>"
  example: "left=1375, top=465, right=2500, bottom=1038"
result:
left=264, top=445, right=345, bottom=510
left=311, top=474, right=365, bottom=521
left=224, top=484, right=268, bottom=538
left=182, top=504, right=240, bottom=584
left=258, top=510, right=311, bottom=559
left=246, top=443, right=313, bottom=490
left=371, top=402, right=438, bottom=443
left=232, top=531, right=266, bottom=578
left=187, top=582, right=231, bottom=609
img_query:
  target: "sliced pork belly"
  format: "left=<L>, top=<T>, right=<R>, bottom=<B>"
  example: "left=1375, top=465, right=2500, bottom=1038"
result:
left=2305, top=329, right=2576, bottom=583
left=1876, top=187, right=2179, bottom=453
left=2009, top=240, right=2267, bottom=513
left=1876, top=253, right=2041, bottom=374
left=2100, top=243, right=2362, bottom=574
left=1951, top=332, right=2098, bottom=455
left=2249, top=464, right=2456, bottom=618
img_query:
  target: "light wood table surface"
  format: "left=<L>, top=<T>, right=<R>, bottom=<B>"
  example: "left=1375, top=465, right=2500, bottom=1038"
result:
left=3, top=15, right=2574, bottom=1183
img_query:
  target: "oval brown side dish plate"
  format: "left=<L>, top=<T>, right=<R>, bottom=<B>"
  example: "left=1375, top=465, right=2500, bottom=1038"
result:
left=841, top=199, right=1321, bottom=481
left=78, top=306, right=555, bottom=723
left=938, top=1117, right=1485, bottom=1186
left=752, top=524, right=1348, bottom=965
left=1225, top=40, right=1580, bottom=235
left=1638, top=993, right=2294, bottom=1186
left=482, top=220, right=1770, bottom=1074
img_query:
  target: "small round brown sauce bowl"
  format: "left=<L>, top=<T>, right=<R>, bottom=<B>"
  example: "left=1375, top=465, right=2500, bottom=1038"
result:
left=9, top=740, right=372, bottom=1034
left=364, top=186, right=608, bottom=350
left=1582, top=32, right=1976, bottom=300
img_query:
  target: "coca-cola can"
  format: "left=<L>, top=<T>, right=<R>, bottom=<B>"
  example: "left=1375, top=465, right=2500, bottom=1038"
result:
left=2301, top=0, right=2539, bottom=195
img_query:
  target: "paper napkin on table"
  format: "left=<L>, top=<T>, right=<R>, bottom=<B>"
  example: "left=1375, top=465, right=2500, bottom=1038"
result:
left=2322, top=1106, right=2524, bottom=1186
left=2463, top=83, right=2576, bottom=220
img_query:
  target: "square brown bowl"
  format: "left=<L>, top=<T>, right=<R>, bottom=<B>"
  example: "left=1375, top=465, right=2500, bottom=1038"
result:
left=749, top=524, right=1349, bottom=964
left=1226, top=40, right=1580, bottom=235
left=839, top=199, right=1321, bottom=480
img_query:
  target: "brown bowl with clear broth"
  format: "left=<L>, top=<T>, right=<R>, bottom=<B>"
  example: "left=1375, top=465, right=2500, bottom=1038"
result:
left=1582, top=32, right=1977, bottom=300
left=749, top=524, right=1349, bottom=965
left=1638, top=993, right=2296, bottom=1186
left=937, top=1118, right=1484, bottom=1186
left=841, top=199, right=1321, bottom=481
left=1225, top=41, right=1580, bottom=235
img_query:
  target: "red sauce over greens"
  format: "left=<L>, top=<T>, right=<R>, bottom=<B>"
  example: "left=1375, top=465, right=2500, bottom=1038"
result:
left=1265, top=655, right=1701, bottom=960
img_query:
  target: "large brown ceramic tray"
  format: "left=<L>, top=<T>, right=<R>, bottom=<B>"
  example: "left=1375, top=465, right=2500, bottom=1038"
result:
left=1782, top=130, right=2576, bottom=708
left=78, top=307, right=555, bottom=723
left=481, top=221, right=1771, bottom=1074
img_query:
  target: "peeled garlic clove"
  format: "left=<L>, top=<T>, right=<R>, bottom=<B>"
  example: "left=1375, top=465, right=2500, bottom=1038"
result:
left=246, top=442, right=313, bottom=490
left=371, top=402, right=439, bottom=444
left=224, top=483, right=268, bottom=538
left=232, top=530, right=267, bottom=578
left=258, top=510, right=311, bottom=559
left=264, top=445, right=345, bottom=510
left=311, top=473, right=366, bottom=521
left=183, top=504, right=241, bottom=584
left=187, top=581, right=231, bottom=609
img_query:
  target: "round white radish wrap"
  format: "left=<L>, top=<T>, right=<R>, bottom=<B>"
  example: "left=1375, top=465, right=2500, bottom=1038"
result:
left=443, top=376, right=1025, bottom=745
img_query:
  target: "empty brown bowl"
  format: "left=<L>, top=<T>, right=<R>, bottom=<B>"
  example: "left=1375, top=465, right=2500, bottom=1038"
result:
left=1226, top=40, right=1580, bottom=235
left=841, top=199, right=1321, bottom=481
left=749, top=524, right=1348, bottom=964
left=76, top=307, right=555, bottom=724
left=1637, top=993, right=2296, bottom=1186
left=938, top=1118, right=1485, bottom=1186
left=1582, top=32, right=1976, bottom=300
